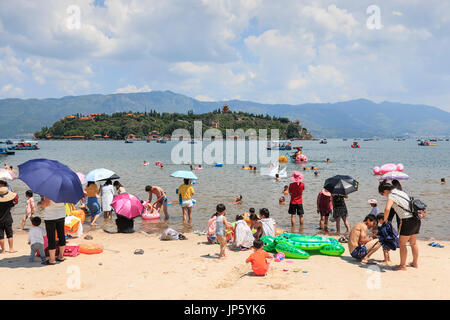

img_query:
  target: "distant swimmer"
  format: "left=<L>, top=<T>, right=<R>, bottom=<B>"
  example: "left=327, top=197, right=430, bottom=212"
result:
left=314, top=171, right=319, bottom=177
left=326, top=158, right=331, bottom=163
left=142, top=161, right=149, bottom=166
left=441, top=178, right=446, bottom=184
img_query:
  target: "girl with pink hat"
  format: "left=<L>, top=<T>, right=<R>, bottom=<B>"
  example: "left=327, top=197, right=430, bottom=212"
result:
left=288, top=171, right=305, bottom=227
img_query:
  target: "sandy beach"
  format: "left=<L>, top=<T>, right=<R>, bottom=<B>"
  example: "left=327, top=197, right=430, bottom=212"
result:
left=1, top=228, right=448, bottom=300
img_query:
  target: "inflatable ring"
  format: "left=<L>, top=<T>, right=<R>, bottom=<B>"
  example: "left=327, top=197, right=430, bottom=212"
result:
left=80, top=243, right=104, bottom=255
left=142, top=212, right=160, bottom=220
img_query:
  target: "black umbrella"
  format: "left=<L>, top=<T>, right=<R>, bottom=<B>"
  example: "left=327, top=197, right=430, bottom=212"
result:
left=324, top=175, right=358, bottom=196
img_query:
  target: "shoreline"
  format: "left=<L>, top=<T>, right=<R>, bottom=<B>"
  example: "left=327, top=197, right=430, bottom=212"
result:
left=1, top=229, right=448, bottom=300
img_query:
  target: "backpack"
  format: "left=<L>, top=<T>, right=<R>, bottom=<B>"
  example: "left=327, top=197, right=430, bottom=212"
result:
left=396, top=193, right=427, bottom=220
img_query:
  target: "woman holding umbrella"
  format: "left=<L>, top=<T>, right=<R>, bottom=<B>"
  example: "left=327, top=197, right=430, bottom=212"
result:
left=85, top=181, right=102, bottom=226
left=324, top=175, right=358, bottom=235
left=100, top=179, right=114, bottom=219
left=37, top=197, right=66, bottom=265
left=178, top=178, right=195, bottom=224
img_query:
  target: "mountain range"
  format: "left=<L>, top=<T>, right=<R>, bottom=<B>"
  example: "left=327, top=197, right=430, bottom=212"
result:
left=1, top=90, right=449, bottom=138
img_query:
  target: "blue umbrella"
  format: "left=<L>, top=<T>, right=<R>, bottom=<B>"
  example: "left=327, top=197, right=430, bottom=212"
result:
left=85, top=168, right=119, bottom=182
left=18, top=159, right=83, bottom=204
left=170, top=170, right=198, bottom=180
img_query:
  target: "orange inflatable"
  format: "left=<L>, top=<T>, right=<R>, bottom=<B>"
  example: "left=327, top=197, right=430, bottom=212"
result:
left=80, top=243, right=104, bottom=255
left=275, top=228, right=285, bottom=236
left=65, top=203, right=86, bottom=224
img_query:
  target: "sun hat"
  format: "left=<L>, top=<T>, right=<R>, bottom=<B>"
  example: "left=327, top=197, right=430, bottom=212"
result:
left=368, top=199, right=377, bottom=205
left=0, top=187, right=17, bottom=202
left=290, top=171, right=304, bottom=183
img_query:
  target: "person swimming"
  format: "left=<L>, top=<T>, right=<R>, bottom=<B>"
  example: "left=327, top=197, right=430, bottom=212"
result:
left=441, top=178, right=446, bottom=184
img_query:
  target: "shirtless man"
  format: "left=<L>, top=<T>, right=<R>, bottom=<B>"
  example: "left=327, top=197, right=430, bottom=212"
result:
left=348, top=214, right=381, bottom=264
left=145, top=185, right=169, bottom=220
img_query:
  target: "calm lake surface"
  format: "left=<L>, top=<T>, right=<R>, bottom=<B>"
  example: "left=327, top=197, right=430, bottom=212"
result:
left=4, top=139, right=450, bottom=240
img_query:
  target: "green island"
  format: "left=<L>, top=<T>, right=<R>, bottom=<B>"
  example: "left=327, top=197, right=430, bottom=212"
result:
left=34, top=106, right=313, bottom=140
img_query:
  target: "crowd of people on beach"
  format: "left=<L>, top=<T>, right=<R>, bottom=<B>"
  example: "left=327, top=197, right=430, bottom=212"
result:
left=0, top=158, right=432, bottom=273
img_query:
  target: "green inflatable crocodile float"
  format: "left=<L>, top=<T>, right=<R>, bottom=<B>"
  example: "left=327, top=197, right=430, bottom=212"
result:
left=261, top=233, right=345, bottom=259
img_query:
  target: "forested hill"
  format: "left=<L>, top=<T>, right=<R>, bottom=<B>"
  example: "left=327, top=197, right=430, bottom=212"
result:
left=34, top=109, right=313, bottom=140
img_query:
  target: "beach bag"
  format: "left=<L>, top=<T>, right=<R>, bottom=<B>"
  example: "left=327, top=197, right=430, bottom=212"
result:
left=160, top=227, right=179, bottom=240
left=63, top=245, right=80, bottom=257
left=396, top=194, right=427, bottom=220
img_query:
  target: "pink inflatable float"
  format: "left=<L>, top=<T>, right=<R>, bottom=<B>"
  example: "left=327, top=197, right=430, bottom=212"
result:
left=296, top=154, right=308, bottom=163
left=373, top=163, right=404, bottom=175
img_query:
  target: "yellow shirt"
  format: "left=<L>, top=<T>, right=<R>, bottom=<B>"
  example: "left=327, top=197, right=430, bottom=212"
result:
left=85, top=184, right=99, bottom=197
left=178, top=184, right=194, bottom=200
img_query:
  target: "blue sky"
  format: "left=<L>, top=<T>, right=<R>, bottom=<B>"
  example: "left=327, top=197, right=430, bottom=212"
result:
left=1, top=0, right=450, bottom=112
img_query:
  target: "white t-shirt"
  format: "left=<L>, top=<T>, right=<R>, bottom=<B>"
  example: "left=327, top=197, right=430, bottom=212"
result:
left=28, top=226, right=46, bottom=245
left=389, top=189, right=413, bottom=219
left=261, top=218, right=276, bottom=237
left=43, top=202, right=66, bottom=221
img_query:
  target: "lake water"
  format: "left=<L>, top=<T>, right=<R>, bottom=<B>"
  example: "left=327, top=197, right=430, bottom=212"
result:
left=4, top=139, right=450, bottom=240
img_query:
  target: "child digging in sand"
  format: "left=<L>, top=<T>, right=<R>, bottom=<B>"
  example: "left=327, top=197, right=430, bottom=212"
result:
left=215, top=204, right=233, bottom=259
left=246, top=239, right=272, bottom=276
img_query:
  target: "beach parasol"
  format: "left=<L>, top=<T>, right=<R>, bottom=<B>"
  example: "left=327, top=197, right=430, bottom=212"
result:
left=18, top=158, right=84, bottom=204
left=85, top=168, right=119, bottom=182
left=76, top=172, right=86, bottom=185
left=377, top=171, right=409, bottom=181
left=111, top=193, right=143, bottom=219
left=0, top=169, right=17, bottom=181
left=170, top=170, right=198, bottom=180
left=324, top=175, right=359, bottom=196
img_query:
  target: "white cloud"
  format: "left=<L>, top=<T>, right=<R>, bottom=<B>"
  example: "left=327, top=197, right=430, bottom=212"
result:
left=115, top=84, right=151, bottom=93
left=0, top=84, right=24, bottom=97
left=195, top=94, right=215, bottom=102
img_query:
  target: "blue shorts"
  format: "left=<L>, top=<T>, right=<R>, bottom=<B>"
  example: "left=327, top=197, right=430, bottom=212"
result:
left=351, top=246, right=367, bottom=259
left=87, top=197, right=102, bottom=216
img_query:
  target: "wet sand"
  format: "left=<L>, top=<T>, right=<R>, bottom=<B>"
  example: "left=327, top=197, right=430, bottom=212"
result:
left=1, top=229, right=449, bottom=300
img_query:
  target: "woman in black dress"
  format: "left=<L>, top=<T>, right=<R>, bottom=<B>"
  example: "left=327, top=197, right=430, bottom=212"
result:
left=332, top=194, right=350, bottom=234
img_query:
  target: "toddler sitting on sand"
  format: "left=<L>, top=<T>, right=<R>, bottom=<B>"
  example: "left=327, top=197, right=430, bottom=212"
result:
left=28, top=217, right=47, bottom=263
left=246, top=239, right=272, bottom=276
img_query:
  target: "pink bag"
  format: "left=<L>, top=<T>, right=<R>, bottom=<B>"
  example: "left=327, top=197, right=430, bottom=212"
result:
left=63, top=245, right=80, bottom=257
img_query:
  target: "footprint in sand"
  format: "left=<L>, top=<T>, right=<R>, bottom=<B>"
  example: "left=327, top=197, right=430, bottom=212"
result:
left=215, top=264, right=249, bottom=289
left=34, top=289, right=63, bottom=297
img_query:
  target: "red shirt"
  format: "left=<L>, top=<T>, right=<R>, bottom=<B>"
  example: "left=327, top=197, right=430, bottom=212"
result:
left=246, top=250, right=270, bottom=275
left=289, top=182, right=305, bottom=204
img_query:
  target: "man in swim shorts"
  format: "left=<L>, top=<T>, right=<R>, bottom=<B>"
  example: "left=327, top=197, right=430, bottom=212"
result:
left=145, top=185, right=169, bottom=220
left=348, top=214, right=381, bottom=264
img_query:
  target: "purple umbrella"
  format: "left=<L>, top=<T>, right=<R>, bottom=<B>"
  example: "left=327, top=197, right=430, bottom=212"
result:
left=18, top=159, right=84, bottom=204
left=111, top=193, right=143, bottom=219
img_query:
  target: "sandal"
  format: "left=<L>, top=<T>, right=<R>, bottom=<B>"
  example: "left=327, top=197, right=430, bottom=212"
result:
left=56, top=257, right=66, bottom=262
left=338, top=236, right=348, bottom=243
left=41, top=260, right=56, bottom=265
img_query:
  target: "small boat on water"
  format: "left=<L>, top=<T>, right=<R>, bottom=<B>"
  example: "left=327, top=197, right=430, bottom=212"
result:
left=8, top=141, right=39, bottom=150
left=418, top=140, right=436, bottom=146
left=319, top=139, right=327, bottom=144
left=156, top=138, right=168, bottom=144
left=124, top=139, right=134, bottom=143
left=267, top=140, right=292, bottom=150
left=351, top=141, right=360, bottom=148
left=0, top=146, right=15, bottom=155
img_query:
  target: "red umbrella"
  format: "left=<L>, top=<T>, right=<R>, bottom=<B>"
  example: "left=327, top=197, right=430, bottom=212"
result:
left=111, top=193, right=143, bottom=219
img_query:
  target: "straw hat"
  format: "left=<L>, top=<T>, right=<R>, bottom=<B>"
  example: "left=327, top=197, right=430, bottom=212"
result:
left=0, top=187, right=17, bottom=202
left=368, top=199, right=377, bottom=205
left=290, top=171, right=304, bottom=183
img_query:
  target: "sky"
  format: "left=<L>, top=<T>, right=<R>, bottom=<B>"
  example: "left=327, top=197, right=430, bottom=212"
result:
left=1, top=0, right=450, bottom=111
